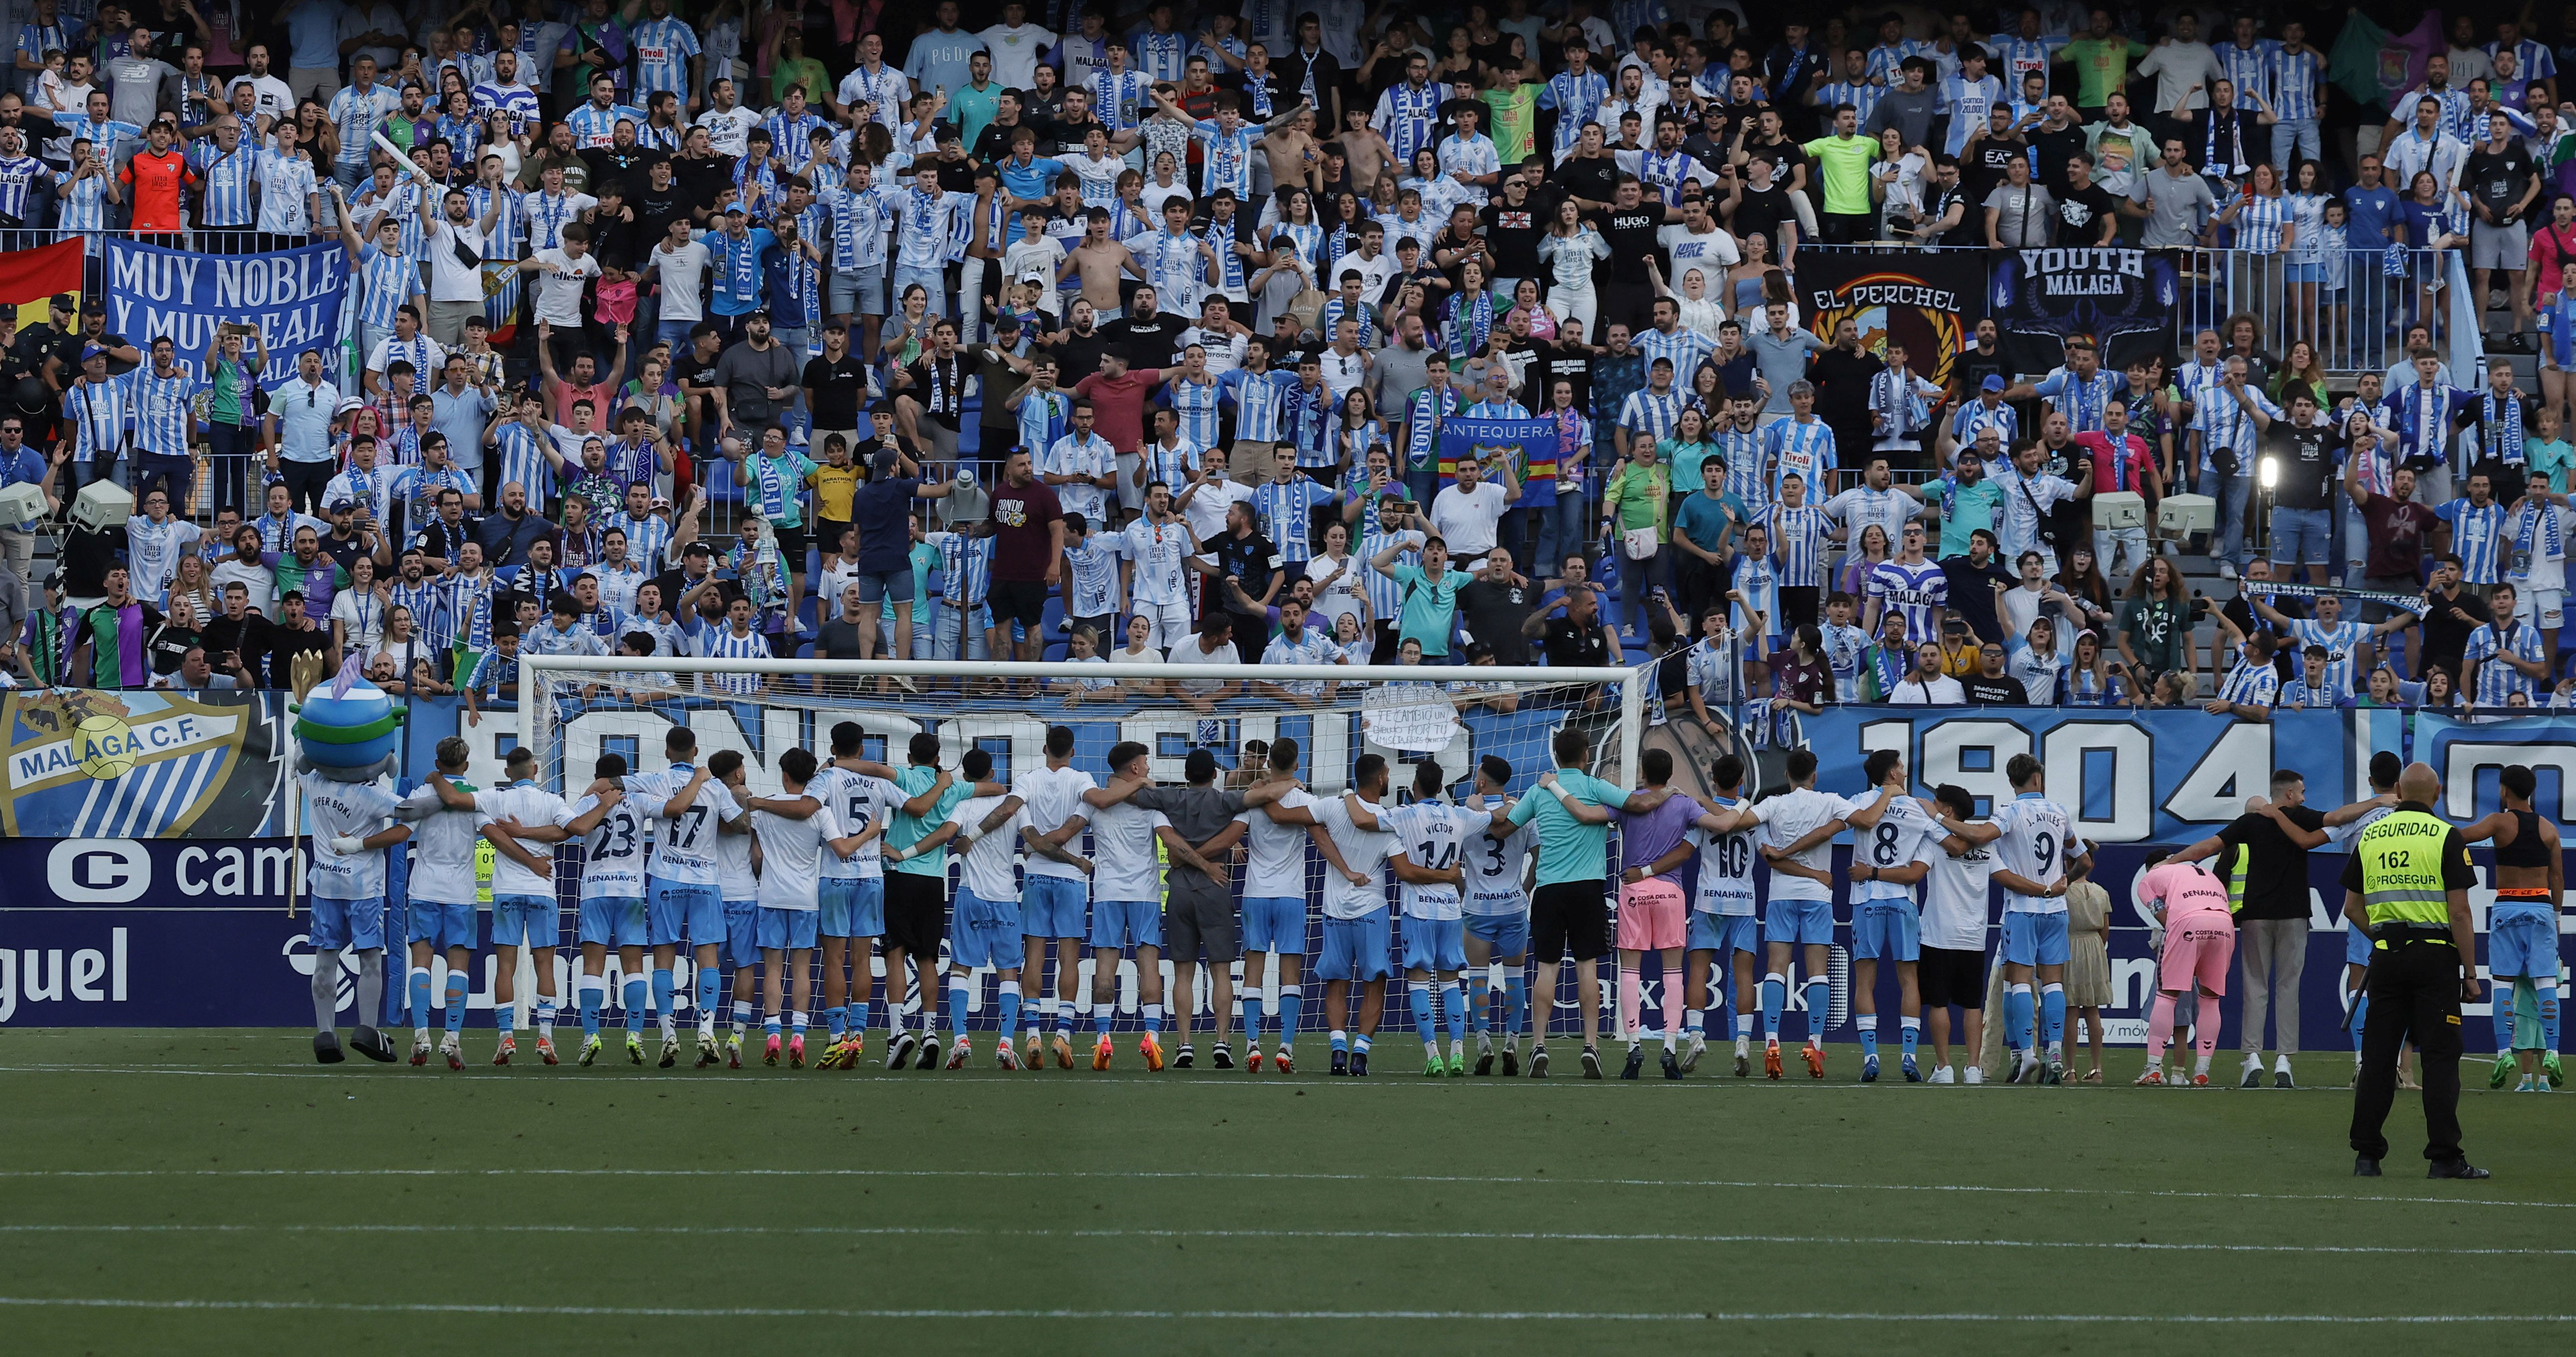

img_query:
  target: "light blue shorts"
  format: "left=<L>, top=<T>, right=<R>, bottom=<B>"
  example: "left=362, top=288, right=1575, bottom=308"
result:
left=820, top=876, right=887, bottom=938
left=2490, top=905, right=2561, bottom=980
left=406, top=899, right=476, bottom=951
left=1689, top=911, right=1759, bottom=956
left=1089, top=898, right=1164, bottom=950
left=1243, top=896, right=1307, bottom=954
left=1022, top=874, right=1089, bottom=938
left=579, top=895, right=648, bottom=948
left=2001, top=911, right=2071, bottom=967
left=649, top=880, right=722, bottom=947
left=1767, top=897, right=1834, bottom=947
left=1852, top=902, right=1922, bottom=962
left=951, top=891, right=1022, bottom=969
left=491, top=893, right=557, bottom=949
left=1400, top=915, right=1467, bottom=974
left=2344, top=922, right=2375, bottom=967
left=1316, top=910, right=1394, bottom=982
left=757, top=907, right=819, bottom=951
left=721, top=899, right=761, bottom=971
left=309, top=895, right=386, bottom=952
left=1465, top=910, right=1530, bottom=960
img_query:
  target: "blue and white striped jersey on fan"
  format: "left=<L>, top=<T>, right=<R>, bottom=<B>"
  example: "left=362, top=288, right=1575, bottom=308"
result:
left=628, top=16, right=701, bottom=96
left=494, top=421, right=549, bottom=504
left=125, top=367, right=198, bottom=458
left=604, top=510, right=673, bottom=572
left=445, top=571, right=497, bottom=651
left=1716, top=423, right=1767, bottom=511
left=472, top=81, right=542, bottom=135
left=926, top=530, right=995, bottom=607
left=2216, top=656, right=2279, bottom=709
left=1164, top=377, right=1222, bottom=450
left=1131, top=28, right=1188, bottom=81
left=2268, top=46, right=2322, bottom=121
left=1865, top=558, right=1947, bottom=644
left=1016, top=388, right=1071, bottom=460
left=355, top=243, right=416, bottom=330
left=1763, top=503, right=1834, bottom=588
left=189, top=140, right=259, bottom=227
left=1542, top=69, right=1607, bottom=155
left=63, top=377, right=126, bottom=464
left=694, top=622, right=771, bottom=694
left=893, top=187, right=966, bottom=269
left=566, top=100, right=647, bottom=148
left=1359, top=526, right=1422, bottom=621
left=1949, top=398, right=2018, bottom=451
left=1224, top=366, right=1297, bottom=444
left=1618, top=388, right=1681, bottom=444
left=2031, top=366, right=2126, bottom=435
left=2466, top=619, right=2545, bottom=706
left=2215, top=38, right=2278, bottom=108
left=823, top=181, right=892, bottom=270
left=389, top=577, right=450, bottom=650
left=2283, top=617, right=2370, bottom=699
left=1763, top=417, right=1835, bottom=501
left=1250, top=475, right=1337, bottom=563
left=2438, top=498, right=2507, bottom=584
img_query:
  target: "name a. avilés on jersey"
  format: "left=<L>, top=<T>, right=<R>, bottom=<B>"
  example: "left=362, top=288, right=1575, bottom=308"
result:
left=2019, top=248, right=2148, bottom=295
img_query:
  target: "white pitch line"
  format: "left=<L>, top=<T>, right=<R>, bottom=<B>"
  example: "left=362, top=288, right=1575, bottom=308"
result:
left=0, top=1223, right=2568, bottom=1257
left=0, top=1165, right=2562, bottom=1211
left=1, top=1297, right=2571, bottom=1323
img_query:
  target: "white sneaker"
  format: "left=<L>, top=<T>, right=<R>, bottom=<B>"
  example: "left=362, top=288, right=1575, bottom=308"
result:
left=2217, top=560, right=2237, bottom=580
left=1930, top=1064, right=1956, bottom=1085
left=1964, top=1065, right=1985, bottom=1085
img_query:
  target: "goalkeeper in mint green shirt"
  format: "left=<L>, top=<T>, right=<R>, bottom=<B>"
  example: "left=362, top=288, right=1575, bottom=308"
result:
left=1501, top=724, right=1672, bottom=1077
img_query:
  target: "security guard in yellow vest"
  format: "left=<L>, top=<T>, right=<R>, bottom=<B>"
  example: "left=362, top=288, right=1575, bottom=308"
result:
left=2343, top=763, right=2488, bottom=1180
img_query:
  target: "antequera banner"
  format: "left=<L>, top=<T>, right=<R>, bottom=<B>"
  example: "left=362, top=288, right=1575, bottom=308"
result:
left=1434, top=416, right=1559, bottom=505
left=101, top=238, right=349, bottom=389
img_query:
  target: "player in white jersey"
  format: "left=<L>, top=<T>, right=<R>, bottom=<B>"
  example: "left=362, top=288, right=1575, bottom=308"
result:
left=1376, top=759, right=1498, bottom=1076
left=630, top=727, right=742, bottom=1064
left=446, top=747, right=587, bottom=1063
left=1680, top=755, right=1772, bottom=1076
left=394, top=737, right=551, bottom=1067
left=738, top=747, right=875, bottom=1067
left=1076, top=741, right=1176, bottom=1069
left=806, top=723, right=906, bottom=1069
left=299, top=765, right=412, bottom=1065
left=709, top=751, right=766, bottom=1063
left=497, top=745, right=639, bottom=1067
left=1753, top=748, right=1855, bottom=1079
left=1462, top=755, right=1537, bottom=1075
left=1917, top=784, right=1995, bottom=1083
left=1940, top=753, right=2090, bottom=1085
left=889, top=749, right=1041, bottom=1069
left=1219, top=738, right=1327, bottom=1072
left=1011, top=726, right=1101, bottom=1069
left=1311, top=754, right=1403, bottom=1077
left=1778, top=750, right=1950, bottom=1083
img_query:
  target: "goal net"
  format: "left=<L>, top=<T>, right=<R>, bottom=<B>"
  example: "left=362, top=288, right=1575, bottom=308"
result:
left=516, top=653, right=1698, bottom=1037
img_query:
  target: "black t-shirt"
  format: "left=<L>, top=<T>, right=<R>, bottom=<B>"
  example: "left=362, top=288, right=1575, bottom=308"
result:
left=2217, top=805, right=2328, bottom=919
left=633, top=183, right=690, bottom=242
left=673, top=348, right=723, bottom=430
left=1741, top=136, right=1806, bottom=191
left=1956, top=346, right=2008, bottom=402
left=1939, top=556, right=2014, bottom=643
left=2468, top=144, right=2539, bottom=225
left=1597, top=204, right=1663, bottom=284
left=580, top=144, right=668, bottom=190
left=1480, top=199, right=1545, bottom=278
left=1043, top=324, right=1107, bottom=381
left=1963, top=673, right=2027, bottom=704
left=803, top=353, right=867, bottom=430
left=1539, top=341, right=1593, bottom=412
left=2053, top=183, right=2120, bottom=246
left=200, top=611, right=272, bottom=685
left=265, top=621, right=333, bottom=678
left=1725, top=185, right=1794, bottom=256
left=1457, top=577, right=1534, bottom=664
left=2031, top=124, right=2089, bottom=195
left=145, top=619, right=199, bottom=675
left=1542, top=613, right=1612, bottom=668
left=1551, top=152, right=1620, bottom=207
left=1807, top=347, right=1880, bottom=429
left=670, top=152, right=734, bottom=210
left=1101, top=312, right=1187, bottom=368
left=1965, top=136, right=2024, bottom=203
left=2263, top=417, right=2342, bottom=511
left=2418, top=585, right=2492, bottom=673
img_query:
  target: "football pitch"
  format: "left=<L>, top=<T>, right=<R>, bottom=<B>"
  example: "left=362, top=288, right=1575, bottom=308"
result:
left=3, top=1030, right=2572, bottom=1356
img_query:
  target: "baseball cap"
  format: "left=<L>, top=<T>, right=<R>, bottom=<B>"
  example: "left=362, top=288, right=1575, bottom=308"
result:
left=871, top=449, right=900, bottom=477
left=80, top=343, right=107, bottom=362
left=328, top=496, right=357, bottom=512
left=1980, top=374, right=2006, bottom=393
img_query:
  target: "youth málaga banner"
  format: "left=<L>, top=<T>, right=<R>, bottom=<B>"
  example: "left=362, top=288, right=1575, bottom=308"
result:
left=1797, top=249, right=1984, bottom=393
left=3, top=688, right=290, bottom=838
left=102, top=238, right=349, bottom=390
left=1987, top=246, right=2182, bottom=374
left=1434, top=416, right=1558, bottom=506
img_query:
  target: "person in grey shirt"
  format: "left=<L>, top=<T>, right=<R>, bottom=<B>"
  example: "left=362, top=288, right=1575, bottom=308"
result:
left=104, top=33, right=180, bottom=134
left=2123, top=137, right=2218, bottom=248
left=429, top=355, right=498, bottom=486
left=1091, top=745, right=1298, bottom=1067
left=1864, top=57, right=1940, bottom=151
left=1748, top=302, right=1825, bottom=414
left=1983, top=156, right=2057, bottom=248
left=1371, top=311, right=1435, bottom=419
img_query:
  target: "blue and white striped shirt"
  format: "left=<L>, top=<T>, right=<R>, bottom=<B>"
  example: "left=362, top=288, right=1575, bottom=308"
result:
left=566, top=101, right=648, bottom=149
left=2437, top=497, right=2508, bottom=583
left=1819, top=80, right=1885, bottom=127
left=628, top=16, right=700, bottom=97
left=493, top=422, right=549, bottom=503
left=2231, top=192, right=2288, bottom=254
left=1763, top=503, right=1834, bottom=588
left=355, top=242, right=416, bottom=330
left=2285, top=617, right=2369, bottom=698
left=1716, top=422, right=1767, bottom=513
left=824, top=181, right=891, bottom=270
left=1317, top=296, right=1379, bottom=347
left=1633, top=325, right=1717, bottom=383
left=2466, top=618, right=2545, bottom=706
left=0, top=153, right=47, bottom=221
left=471, top=81, right=541, bottom=136
left=2268, top=46, right=2322, bottom=121
left=1164, top=376, right=1222, bottom=450
left=2215, top=39, right=2279, bottom=108
left=190, top=140, right=259, bottom=227
left=605, top=510, right=674, bottom=572
left=1542, top=70, right=1608, bottom=155
left=1223, top=366, right=1298, bottom=444
left=1250, top=475, right=1337, bottom=562
left=124, top=366, right=198, bottom=457
left=893, top=187, right=966, bottom=268
left=1373, top=80, right=1442, bottom=163
left=1762, top=417, right=1836, bottom=500
left=927, top=529, right=995, bottom=607
left=1617, top=388, right=1681, bottom=441
left=694, top=622, right=771, bottom=694
left=1358, top=526, right=1423, bottom=620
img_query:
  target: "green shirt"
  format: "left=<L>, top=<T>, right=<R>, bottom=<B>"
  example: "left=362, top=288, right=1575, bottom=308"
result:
left=908, top=541, right=939, bottom=608
left=1390, top=562, right=1471, bottom=655
left=1657, top=437, right=1721, bottom=493
left=953, top=82, right=1001, bottom=153
left=2530, top=438, right=2574, bottom=494
left=1800, top=133, right=1880, bottom=217
left=2117, top=596, right=2188, bottom=675
left=1506, top=769, right=1631, bottom=886
left=2062, top=36, right=2148, bottom=109
left=887, top=764, right=970, bottom=877
left=1482, top=85, right=1539, bottom=165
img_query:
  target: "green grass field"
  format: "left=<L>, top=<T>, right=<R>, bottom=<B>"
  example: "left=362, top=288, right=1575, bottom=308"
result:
left=3, top=1028, right=2572, bottom=1356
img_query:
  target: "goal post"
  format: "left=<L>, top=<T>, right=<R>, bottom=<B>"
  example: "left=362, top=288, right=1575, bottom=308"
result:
left=519, top=656, right=1656, bottom=806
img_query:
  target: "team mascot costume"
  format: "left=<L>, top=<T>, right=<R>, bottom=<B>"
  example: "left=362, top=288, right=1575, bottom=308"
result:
left=290, top=657, right=408, bottom=1063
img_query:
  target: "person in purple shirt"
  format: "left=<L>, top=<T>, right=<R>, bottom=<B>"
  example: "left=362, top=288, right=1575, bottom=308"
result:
left=1607, top=745, right=1707, bottom=1079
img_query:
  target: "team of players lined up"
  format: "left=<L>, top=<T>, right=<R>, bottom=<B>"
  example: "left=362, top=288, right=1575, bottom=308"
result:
left=298, top=708, right=2171, bottom=1085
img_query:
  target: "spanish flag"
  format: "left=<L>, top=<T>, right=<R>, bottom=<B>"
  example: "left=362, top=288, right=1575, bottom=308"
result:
left=0, top=238, right=82, bottom=329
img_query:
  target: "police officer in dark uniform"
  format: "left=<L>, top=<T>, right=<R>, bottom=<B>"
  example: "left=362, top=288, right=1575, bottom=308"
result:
left=2345, top=762, right=2490, bottom=1179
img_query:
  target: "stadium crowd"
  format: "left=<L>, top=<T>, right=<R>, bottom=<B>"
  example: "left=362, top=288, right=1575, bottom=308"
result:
left=0, top=0, right=2574, bottom=724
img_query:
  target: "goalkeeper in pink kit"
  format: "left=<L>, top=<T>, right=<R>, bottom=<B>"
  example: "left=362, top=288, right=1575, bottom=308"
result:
left=2134, top=850, right=2238, bottom=1086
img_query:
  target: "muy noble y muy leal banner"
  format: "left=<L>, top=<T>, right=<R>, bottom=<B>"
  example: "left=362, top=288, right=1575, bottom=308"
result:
left=102, top=238, right=348, bottom=389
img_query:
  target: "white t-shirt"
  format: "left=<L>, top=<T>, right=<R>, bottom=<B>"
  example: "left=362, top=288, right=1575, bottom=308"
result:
left=1755, top=786, right=1853, bottom=902
left=1385, top=800, right=1477, bottom=920
left=394, top=783, right=493, bottom=905
left=1920, top=831, right=1997, bottom=950
left=1888, top=673, right=1967, bottom=704
left=1119, top=515, right=1196, bottom=606
left=1430, top=480, right=1508, bottom=559
left=1087, top=798, right=1170, bottom=902
left=300, top=771, right=405, bottom=900
left=422, top=216, right=491, bottom=302
left=1311, top=793, right=1395, bottom=919
left=1013, top=763, right=1099, bottom=881
left=564, top=786, right=655, bottom=899
left=481, top=782, right=577, bottom=897
left=695, top=104, right=761, bottom=157
left=1852, top=794, right=1943, bottom=904
left=1307, top=551, right=1365, bottom=631
left=1689, top=796, right=1766, bottom=916
left=1990, top=793, right=2081, bottom=915
left=945, top=794, right=1027, bottom=903
left=328, top=586, right=387, bottom=655
left=649, top=239, right=711, bottom=321
left=643, top=768, right=738, bottom=885
left=753, top=801, right=849, bottom=911
left=809, top=765, right=898, bottom=879
left=527, top=247, right=602, bottom=328
left=1178, top=473, right=1253, bottom=543
left=1233, top=786, right=1313, bottom=898
left=1460, top=804, right=1534, bottom=915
